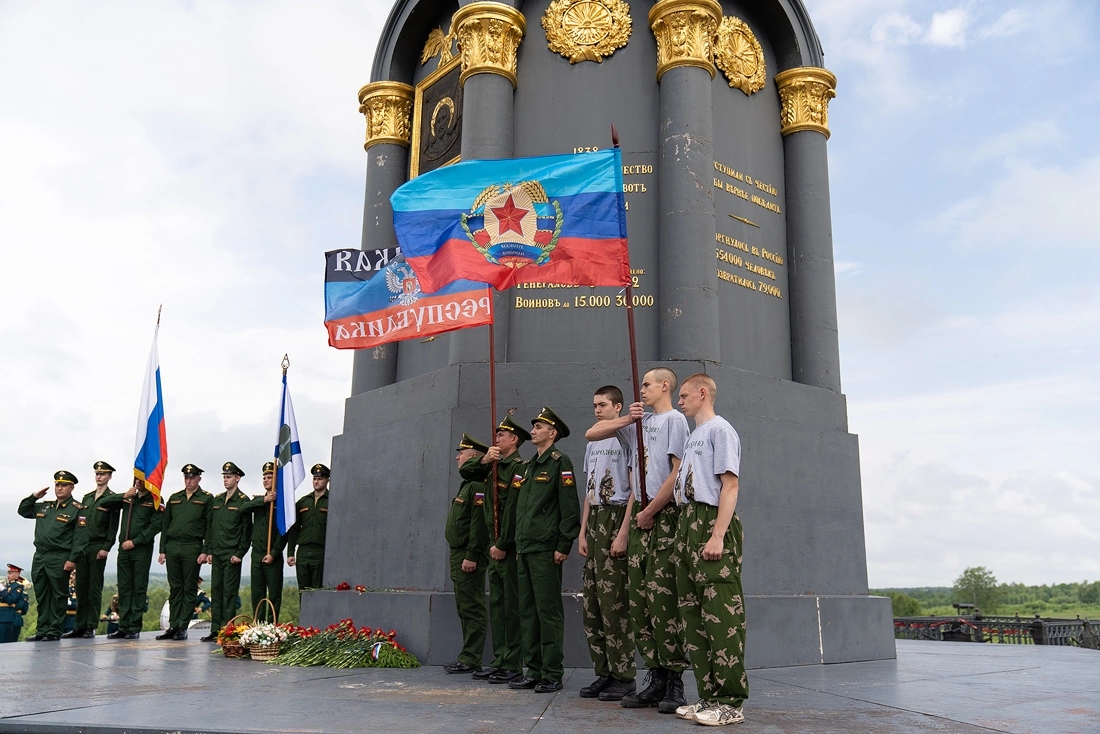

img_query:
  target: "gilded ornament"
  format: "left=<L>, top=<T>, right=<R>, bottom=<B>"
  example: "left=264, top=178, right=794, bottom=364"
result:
left=357, top=82, right=415, bottom=150
left=648, top=0, right=722, bottom=81
left=775, top=67, right=837, bottom=138
left=714, top=16, right=766, bottom=95
left=453, top=2, right=527, bottom=88
left=542, top=0, right=632, bottom=64
left=421, top=24, right=457, bottom=69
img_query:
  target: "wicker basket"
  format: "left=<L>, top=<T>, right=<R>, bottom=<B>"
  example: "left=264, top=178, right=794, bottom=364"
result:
left=247, top=642, right=281, bottom=661
left=219, top=613, right=253, bottom=658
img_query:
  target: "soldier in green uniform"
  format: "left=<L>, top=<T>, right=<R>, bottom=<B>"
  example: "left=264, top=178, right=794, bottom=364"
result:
left=110, top=479, right=160, bottom=639
left=242, top=462, right=285, bottom=623
left=287, top=464, right=329, bottom=589
left=69, top=460, right=122, bottom=638
left=508, top=408, right=581, bottom=694
left=443, top=434, right=490, bottom=674
left=157, top=464, right=212, bottom=641
left=201, top=462, right=253, bottom=642
left=0, top=564, right=30, bottom=643
left=17, top=471, right=88, bottom=641
left=461, top=415, right=529, bottom=684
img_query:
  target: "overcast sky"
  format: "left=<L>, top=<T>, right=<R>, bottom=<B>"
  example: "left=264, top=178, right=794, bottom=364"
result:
left=1, top=0, right=1097, bottom=588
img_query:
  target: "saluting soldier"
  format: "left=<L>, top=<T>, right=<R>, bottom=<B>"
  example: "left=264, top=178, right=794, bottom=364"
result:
left=0, top=564, right=30, bottom=643
left=111, top=478, right=160, bottom=639
left=17, top=471, right=88, bottom=641
left=242, top=462, right=286, bottom=623
left=69, top=460, right=122, bottom=638
left=287, top=464, right=330, bottom=589
left=461, top=415, right=529, bottom=684
left=509, top=408, right=581, bottom=694
left=157, top=464, right=212, bottom=641
left=577, top=386, right=636, bottom=701
left=443, top=434, right=490, bottom=674
left=201, top=462, right=253, bottom=642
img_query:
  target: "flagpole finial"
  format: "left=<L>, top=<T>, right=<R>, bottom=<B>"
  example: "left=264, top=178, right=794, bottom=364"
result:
left=281, top=354, right=290, bottom=375
left=610, top=123, right=620, bottom=148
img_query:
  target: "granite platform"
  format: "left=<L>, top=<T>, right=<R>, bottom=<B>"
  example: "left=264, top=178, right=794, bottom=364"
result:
left=0, top=639, right=1095, bottom=733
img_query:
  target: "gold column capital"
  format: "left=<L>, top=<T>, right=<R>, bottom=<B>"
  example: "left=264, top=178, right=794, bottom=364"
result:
left=452, top=2, right=527, bottom=88
left=775, top=67, right=837, bottom=139
left=357, top=81, right=415, bottom=150
left=648, top=0, right=722, bottom=82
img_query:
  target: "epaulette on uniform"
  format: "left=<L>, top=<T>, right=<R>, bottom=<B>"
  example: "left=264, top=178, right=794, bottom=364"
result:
left=551, top=451, right=561, bottom=460
left=72, top=502, right=85, bottom=510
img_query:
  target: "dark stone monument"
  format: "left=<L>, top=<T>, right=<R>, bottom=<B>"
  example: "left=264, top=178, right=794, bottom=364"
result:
left=305, top=0, right=896, bottom=669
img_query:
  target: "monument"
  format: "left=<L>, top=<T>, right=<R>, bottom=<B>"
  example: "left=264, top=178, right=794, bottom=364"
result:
left=301, top=0, right=896, bottom=669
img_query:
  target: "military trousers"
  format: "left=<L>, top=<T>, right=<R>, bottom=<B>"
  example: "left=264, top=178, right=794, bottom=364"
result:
left=30, top=550, right=69, bottom=637
left=517, top=550, right=565, bottom=682
left=0, top=621, right=16, bottom=643
left=0, top=609, right=21, bottom=643
left=74, top=543, right=109, bottom=632
left=582, top=504, right=635, bottom=680
left=628, top=504, right=689, bottom=671
left=675, top=503, right=748, bottom=707
left=449, top=548, right=487, bottom=667
left=486, top=551, right=521, bottom=672
left=209, top=553, right=244, bottom=634
left=250, top=552, right=284, bottom=622
left=116, top=544, right=154, bottom=633
left=294, top=544, right=324, bottom=589
left=164, top=540, right=203, bottom=630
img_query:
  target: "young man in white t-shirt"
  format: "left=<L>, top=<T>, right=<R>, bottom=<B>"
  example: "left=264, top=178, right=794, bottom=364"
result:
left=672, top=373, right=747, bottom=726
left=584, top=367, right=690, bottom=713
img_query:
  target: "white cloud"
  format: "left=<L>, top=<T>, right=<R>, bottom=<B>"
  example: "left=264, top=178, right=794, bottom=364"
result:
left=926, top=8, right=970, bottom=47
left=967, top=119, right=1064, bottom=163
left=978, top=9, right=1030, bottom=39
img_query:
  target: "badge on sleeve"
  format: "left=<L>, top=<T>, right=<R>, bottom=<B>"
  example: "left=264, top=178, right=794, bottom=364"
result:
left=561, top=470, right=575, bottom=487
left=77, top=516, right=88, bottom=527
left=512, top=474, right=524, bottom=489
left=474, top=492, right=485, bottom=506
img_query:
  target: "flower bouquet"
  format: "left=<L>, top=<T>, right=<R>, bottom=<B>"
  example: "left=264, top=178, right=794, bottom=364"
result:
left=240, top=623, right=289, bottom=661
left=270, top=619, right=419, bottom=669
left=216, top=617, right=252, bottom=658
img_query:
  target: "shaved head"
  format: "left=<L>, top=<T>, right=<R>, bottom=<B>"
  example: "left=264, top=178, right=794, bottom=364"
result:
left=645, top=367, right=678, bottom=393
left=681, top=373, right=716, bottom=400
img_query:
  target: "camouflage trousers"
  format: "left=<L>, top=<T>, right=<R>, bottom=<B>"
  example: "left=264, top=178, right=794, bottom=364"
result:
left=675, top=502, right=748, bottom=707
left=582, top=504, right=635, bottom=680
left=627, top=503, right=689, bottom=671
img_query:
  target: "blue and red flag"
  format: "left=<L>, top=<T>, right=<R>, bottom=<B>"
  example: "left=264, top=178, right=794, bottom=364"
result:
left=391, top=149, right=630, bottom=292
left=324, top=252, right=493, bottom=349
left=133, top=315, right=167, bottom=507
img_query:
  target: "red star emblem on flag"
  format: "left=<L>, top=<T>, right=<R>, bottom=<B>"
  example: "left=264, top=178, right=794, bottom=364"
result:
left=491, top=194, right=529, bottom=237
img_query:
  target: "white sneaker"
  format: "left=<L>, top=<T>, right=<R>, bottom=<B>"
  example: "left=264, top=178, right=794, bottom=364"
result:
left=693, top=703, right=745, bottom=726
left=676, top=699, right=712, bottom=721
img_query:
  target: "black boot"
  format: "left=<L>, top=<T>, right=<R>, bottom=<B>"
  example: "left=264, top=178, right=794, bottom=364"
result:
left=620, top=668, right=667, bottom=708
left=61, top=628, right=82, bottom=639
left=155, top=628, right=176, bottom=640
left=579, top=675, right=611, bottom=698
left=657, top=670, right=686, bottom=714
left=598, top=677, right=637, bottom=702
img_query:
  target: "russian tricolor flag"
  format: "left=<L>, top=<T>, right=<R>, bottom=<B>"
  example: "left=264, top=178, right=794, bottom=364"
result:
left=133, top=329, right=167, bottom=507
left=392, top=149, right=631, bottom=292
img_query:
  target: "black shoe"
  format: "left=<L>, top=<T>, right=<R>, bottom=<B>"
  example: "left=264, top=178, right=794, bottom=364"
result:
left=173, top=630, right=188, bottom=641
left=155, top=628, right=176, bottom=640
left=621, top=668, right=667, bottom=708
left=657, top=670, right=686, bottom=714
left=199, top=635, right=217, bottom=642
left=598, top=678, right=637, bottom=702
left=443, top=661, right=480, bottom=674
left=25, top=635, right=45, bottom=642
left=80, top=629, right=96, bottom=639
left=472, top=666, right=498, bottom=680
left=40, top=635, right=61, bottom=641
left=579, top=675, right=612, bottom=698
left=106, top=631, right=127, bottom=639
left=124, top=632, right=141, bottom=639
left=61, top=629, right=82, bottom=639
left=488, top=669, right=521, bottom=684
left=534, top=679, right=563, bottom=693
left=508, top=675, right=538, bottom=690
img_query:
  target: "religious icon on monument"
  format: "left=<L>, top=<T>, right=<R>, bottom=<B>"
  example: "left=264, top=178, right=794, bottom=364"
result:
left=411, top=54, right=463, bottom=178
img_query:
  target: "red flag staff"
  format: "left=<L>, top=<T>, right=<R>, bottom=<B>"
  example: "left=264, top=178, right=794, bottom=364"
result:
left=488, top=300, right=500, bottom=539
left=612, top=124, right=649, bottom=512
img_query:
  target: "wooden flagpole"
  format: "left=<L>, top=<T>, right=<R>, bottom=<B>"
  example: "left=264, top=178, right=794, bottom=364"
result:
left=267, top=354, right=289, bottom=556
left=488, top=299, right=500, bottom=539
left=612, top=125, right=649, bottom=511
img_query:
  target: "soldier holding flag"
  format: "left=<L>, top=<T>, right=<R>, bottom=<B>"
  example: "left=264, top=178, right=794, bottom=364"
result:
left=242, top=462, right=285, bottom=623
left=111, top=477, right=160, bottom=639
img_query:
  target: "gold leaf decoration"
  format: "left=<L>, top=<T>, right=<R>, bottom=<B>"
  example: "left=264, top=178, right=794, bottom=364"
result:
left=453, top=2, right=527, bottom=87
left=714, top=16, right=766, bottom=95
left=421, top=25, right=456, bottom=68
left=357, top=82, right=415, bottom=150
left=648, top=0, right=721, bottom=81
left=775, top=67, right=837, bottom=138
left=542, top=0, right=633, bottom=64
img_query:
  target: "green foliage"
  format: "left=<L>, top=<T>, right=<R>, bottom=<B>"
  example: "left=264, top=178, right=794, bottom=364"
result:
left=883, top=591, right=923, bottom=617
left=876, top=576, right=1100, bottom=621
left=954, top=566, right=1002, bottom=613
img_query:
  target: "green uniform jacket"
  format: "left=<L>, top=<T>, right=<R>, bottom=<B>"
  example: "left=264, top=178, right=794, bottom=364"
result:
left=241, top=496, right=287, bottom=556
left=116, top=492, right=161, bottom=548
left=159, top=488, right=213, bottom=553
left=514, top=445, right=581, bottom=555
left=79, top=489, right=122, bottom=554
left=286, top=490, right=328, bottom=556
left=204, top=489, right=253, bottom=557
left=445, top=478, right=488, bottom=561
left=461, top=452, right=526, bottom=554
left=17, top=494, right=89, bottom=562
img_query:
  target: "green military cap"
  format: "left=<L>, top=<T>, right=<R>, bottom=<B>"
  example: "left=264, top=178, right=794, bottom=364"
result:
left=54, top=470, right=78, bottom=485
left=456, top=433, right=490, bottom=454
left=262, top=461, right=275, bottom=474
left=93, top=460, right=116, bottom=473
left=181, top=464, right=203, bottom=476
left=497, top=415, right=532, bottom=443
left=311, top=464, right=331, bottom=478
left=532, top=406, right=570, bottom=439
left=221, top=461, right=245, bottom=477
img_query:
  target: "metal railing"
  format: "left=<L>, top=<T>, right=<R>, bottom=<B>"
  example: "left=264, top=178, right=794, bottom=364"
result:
left=894, top=615, right=1099, bottom=649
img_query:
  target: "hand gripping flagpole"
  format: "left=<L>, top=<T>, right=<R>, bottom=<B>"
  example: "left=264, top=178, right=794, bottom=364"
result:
left=127, top=305, right=162, bottom=541
left=268, top=354, right=289, bottom=556
left=612, top=125, right=649, bottom=512
left=488, top=300, right=500, bottom=539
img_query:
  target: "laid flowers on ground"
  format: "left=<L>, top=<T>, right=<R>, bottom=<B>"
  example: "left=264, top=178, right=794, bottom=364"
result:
left=270, top=619, right=419, bottom=669
left=240, top=623, right=290, bottom=647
